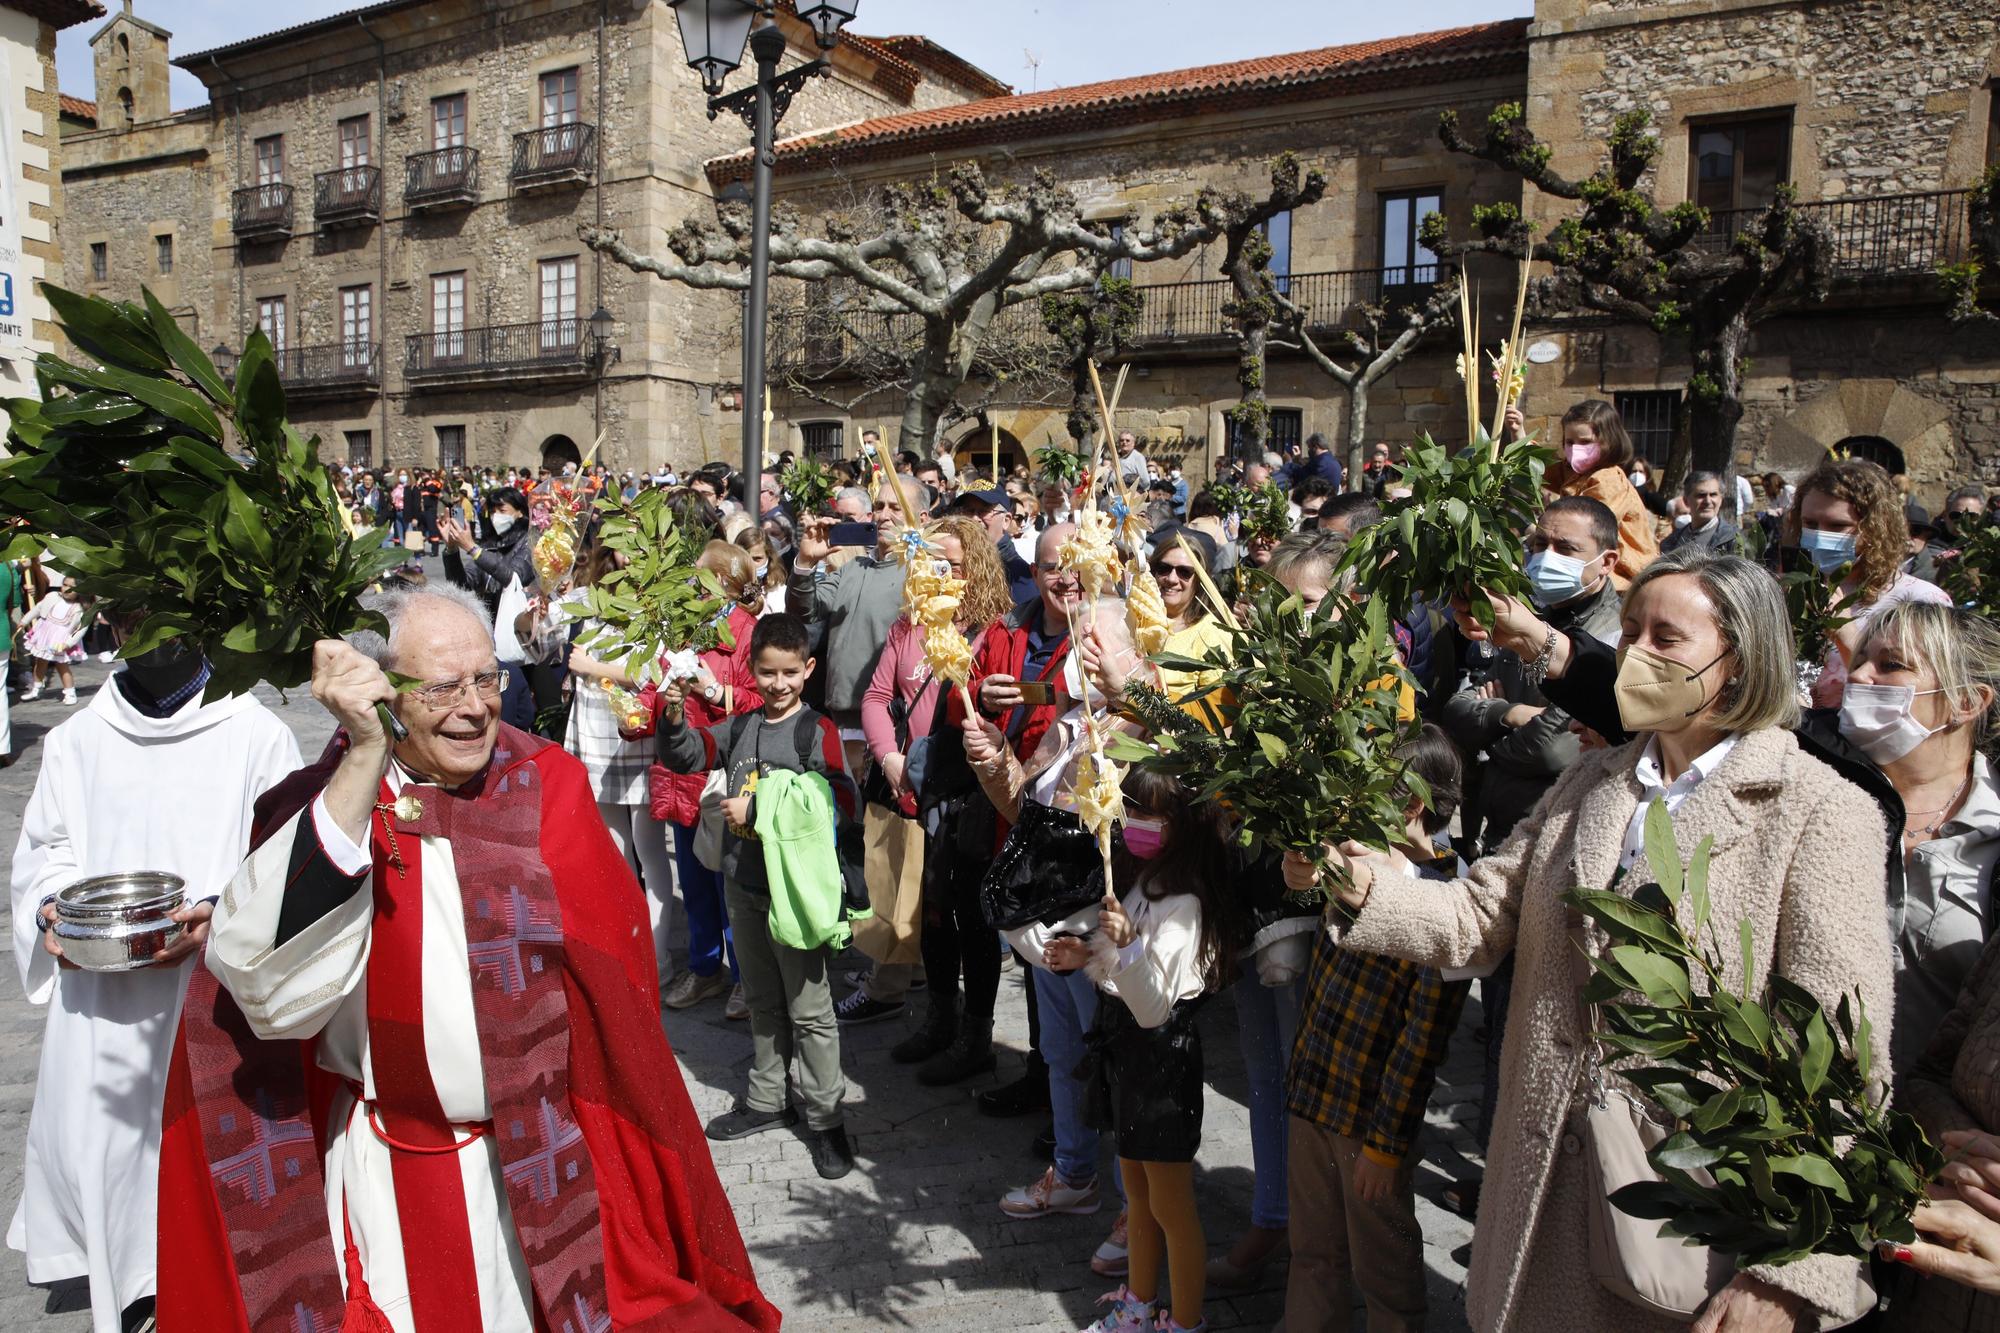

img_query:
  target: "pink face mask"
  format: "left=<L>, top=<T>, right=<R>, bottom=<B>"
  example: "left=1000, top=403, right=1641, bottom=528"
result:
left=1122, top=819, right=1166, bottom=860
left=1566, top=441, right=1604, bottom=474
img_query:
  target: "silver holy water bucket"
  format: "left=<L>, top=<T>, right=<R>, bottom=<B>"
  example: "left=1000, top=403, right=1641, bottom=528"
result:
left=51, top=872, right=187, bottom=972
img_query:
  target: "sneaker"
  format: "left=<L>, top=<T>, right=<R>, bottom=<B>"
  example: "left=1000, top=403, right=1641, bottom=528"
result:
left=19, top=685, right=40, bottom=702
left=703, top=1102, right=796, bottom=1142
left=97, top=651, right=116, bottom=663
left=834, top=989, right=905, bottom=1026
left=999, top=1166, right=1099, bottom=1219
left=808, top=1125, right=856, bottom=1180
left=663, top=969, right=730, bottom=1010
left=839, top=966, right=869, bottom=990
left=60, top=688, right=78, bottom=705
left=725, top=983, right=750, bottom=1021
left=1091, top=1212, right=1130, bottom=1278
left=1076, top=1285, right=1154, bottom=1332
left=1151, top=1319, right=1205, bottom=1333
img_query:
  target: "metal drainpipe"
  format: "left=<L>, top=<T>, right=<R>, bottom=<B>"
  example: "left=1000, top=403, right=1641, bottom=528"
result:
left=359, top=15, right=389, bottom=469
left=592, top=0, right=608, bottom=457
left=210, top=56, right=242, bottom=353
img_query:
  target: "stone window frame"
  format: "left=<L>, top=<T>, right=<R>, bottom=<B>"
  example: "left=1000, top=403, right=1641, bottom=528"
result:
left=343, top=427, right=374, bottom=469
left=154, top=233, right=174, bottom=275
left=1986, top=79, right=1999, bottom=170
left=252, top=131, right=286, bottom=187
left=1642, top=79, right=1817, bottom=206
left=527, top=48, right=597, bottom=130
left=1683, top=107, right=1795, bottom=215
left=1374, top=187, right=1446, bottom=290
left=1355, top=148, right=1454, bottom=283
left=429, top=89, right=471, bottom=152
left=436, top=423, right=469, bottom=470
left=85, top=236, right=109, bottom=286
left=254, top=290, right=292, bottom=357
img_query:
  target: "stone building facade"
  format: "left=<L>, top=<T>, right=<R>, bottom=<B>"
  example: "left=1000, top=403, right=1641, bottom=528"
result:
left=735, top=21, right=1535, bottom=478
left=727, top=1, right=2000, bottom=499
left=0, top=0, right=101, bottom=404
left=1517, top=0, right=2000, bottom=505
left=54, top=0, right=1005, bottom=473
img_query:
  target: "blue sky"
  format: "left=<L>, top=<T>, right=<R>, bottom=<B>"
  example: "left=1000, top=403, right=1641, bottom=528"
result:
left=58, top=0, right=1530, bottom=111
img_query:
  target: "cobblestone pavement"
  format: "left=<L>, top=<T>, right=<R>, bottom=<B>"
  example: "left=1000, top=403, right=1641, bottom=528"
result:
left=0, top=657, right=1483, bottom=1331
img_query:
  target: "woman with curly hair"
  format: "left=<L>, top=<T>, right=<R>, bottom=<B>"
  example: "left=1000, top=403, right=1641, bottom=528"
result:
left=841, top=517, right=1017, bottom=1076
left=1783, top=457, right=1949, bottom=707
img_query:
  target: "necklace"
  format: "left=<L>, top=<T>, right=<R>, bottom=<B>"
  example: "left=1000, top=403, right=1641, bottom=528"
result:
left=1903, top=769, right=1973, bottom=842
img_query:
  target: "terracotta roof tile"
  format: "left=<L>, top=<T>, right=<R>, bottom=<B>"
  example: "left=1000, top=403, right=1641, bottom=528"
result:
left=708, top=18, right=1530, bottom=183
left=59, top=93, right=97, bottom=121
left=859, top=34, right=1013, bottom=99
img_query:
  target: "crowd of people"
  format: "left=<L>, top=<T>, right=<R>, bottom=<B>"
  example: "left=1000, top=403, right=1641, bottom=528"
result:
left=14, top=400, right=2000, bottom=1333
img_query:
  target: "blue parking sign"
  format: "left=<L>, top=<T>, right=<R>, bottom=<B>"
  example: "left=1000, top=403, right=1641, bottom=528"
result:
left=0, top=271, right=13, bottom=318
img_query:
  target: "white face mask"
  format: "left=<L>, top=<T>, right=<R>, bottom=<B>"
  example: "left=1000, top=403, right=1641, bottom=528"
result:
left=491, top=513, right=517, bottom=535
left=1838, top=682, right=1947, bottom=764
left=752, top=562, right=769, bottom=581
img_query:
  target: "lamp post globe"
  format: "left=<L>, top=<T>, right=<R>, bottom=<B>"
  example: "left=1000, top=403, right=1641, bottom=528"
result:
left=666, top=0, right=759, bottom=96
left=796, top=1, right=859, bottom=49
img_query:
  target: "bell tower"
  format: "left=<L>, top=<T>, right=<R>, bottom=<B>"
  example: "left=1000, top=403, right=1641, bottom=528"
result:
left=90, top=1, right=172, bottom=132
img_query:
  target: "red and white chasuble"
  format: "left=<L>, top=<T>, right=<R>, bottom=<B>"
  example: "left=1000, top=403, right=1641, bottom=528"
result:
left=154, top=726, right=778, bottom=1333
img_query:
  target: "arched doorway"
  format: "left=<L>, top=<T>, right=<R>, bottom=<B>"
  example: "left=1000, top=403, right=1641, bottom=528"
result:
left=540, top=433, right=582, bottom=472
left=1835, top=435, right=1906, bottom=475
left=949, top=424, right=1026, bottom=481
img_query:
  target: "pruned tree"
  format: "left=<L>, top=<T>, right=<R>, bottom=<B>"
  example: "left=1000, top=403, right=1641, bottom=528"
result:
left=1421, top=102, right=1832, bottom=484
left=584, top=164, right=1252, bottom=456
left=1040, top=273, right=1143, bottom=445
left=1941, top=164, right=2000, bottom=326
left=1216, top=154, right=1460, bottom=476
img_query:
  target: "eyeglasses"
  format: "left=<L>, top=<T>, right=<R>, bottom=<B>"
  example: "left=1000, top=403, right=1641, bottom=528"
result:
left=408, top=669, right=506, bottom=711
left=1149, top=561, right=1195, bottom=582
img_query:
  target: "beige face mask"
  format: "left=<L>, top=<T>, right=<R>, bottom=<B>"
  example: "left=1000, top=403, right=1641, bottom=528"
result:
left=1614, top=642, right=1730, bottom=733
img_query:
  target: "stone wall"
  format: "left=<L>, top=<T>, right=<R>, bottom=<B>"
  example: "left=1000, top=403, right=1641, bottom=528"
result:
left=61, top=113, right=210, bottom=337
left=2, top=7, right=62, bottom=401
left=90, top=6, right=171, bottom=132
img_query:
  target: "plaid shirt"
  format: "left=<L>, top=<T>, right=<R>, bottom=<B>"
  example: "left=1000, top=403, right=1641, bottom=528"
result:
left=1285, top=856, right=1470, bottom=1165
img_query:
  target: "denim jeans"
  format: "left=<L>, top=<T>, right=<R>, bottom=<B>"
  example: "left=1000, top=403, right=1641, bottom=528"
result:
left=672, top=820, right=737, bottom=981
left=1235, top=956, right=1304, bottom=1230
left=1034, top=966, right=1103, bottom=1187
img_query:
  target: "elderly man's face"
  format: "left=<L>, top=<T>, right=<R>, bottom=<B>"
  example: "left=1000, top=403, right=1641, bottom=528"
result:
left=1035, top=522, right=1083, bottom=618
left=1117, top=432, right=1137, bottom=457
left=835, top=492, right=870, bottom=523
left=391, top=604, right=503, bottom=788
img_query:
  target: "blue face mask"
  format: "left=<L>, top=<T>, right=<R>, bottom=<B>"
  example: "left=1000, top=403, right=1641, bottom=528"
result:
left=1798, top=527, right=1857, bottom=575
left=1524, top=549, right=1592, bottom=607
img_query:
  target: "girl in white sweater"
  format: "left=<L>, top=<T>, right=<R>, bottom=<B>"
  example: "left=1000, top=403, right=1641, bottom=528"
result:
left=1042, top=768, right=1245, bottom=1333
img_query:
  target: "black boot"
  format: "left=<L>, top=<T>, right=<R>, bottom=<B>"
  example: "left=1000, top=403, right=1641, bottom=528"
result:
left=977, top=1052, right=1051, bottom=1117
left=891, top=993, right=958, bottom=1064
left=917, top=1015, right=996, bottom=1086
left=808, top=1124, right=856, bottom=1180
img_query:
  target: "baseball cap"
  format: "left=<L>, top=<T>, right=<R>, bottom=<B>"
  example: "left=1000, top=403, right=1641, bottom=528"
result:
left=950, top=487, right=1014, bottom=513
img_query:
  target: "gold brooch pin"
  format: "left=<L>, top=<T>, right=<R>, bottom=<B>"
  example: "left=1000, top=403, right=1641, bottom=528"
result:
left=393, top=792, right=425, bottom=823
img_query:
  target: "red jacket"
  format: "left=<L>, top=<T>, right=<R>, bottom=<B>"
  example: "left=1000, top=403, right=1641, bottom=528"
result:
left=626, top=606, right=762, bottom=825
left=948, top=599, right=1072, bottom=762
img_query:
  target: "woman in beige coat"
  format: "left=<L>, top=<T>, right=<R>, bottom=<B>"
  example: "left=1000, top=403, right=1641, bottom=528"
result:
left=1288, top=548, right=1893, bottom=1333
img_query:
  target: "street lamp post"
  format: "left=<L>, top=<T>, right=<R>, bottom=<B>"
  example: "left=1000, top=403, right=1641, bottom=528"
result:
left=667, top=0, right=859, bottom=500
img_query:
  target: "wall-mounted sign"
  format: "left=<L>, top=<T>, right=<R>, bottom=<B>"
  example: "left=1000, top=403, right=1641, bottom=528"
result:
left=1525, top=339, right=1562, bottom=365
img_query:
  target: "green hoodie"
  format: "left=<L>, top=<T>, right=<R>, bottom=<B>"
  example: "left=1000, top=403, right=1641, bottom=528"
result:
left=755, top=768, right=858, bottom=950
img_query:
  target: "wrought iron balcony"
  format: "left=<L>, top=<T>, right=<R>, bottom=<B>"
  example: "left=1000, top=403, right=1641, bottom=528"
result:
left=405, top=147, right=481, bottom=212
left=404, top=318, right=600, bottom=387
left=231, top=183, right=294, bottom=241
left=313, top=166, right=382, bottom=229
left=511, top=123, right=595, bottom=191
left=1692, top=188, right=1975, bottom=280
left=275, top=341, right=380, bottom=398
left=1126, top=267, right=1445, bottom=343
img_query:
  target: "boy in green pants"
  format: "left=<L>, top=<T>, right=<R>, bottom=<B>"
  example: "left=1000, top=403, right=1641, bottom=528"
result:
left=657, top=612, right=860, bottom=1179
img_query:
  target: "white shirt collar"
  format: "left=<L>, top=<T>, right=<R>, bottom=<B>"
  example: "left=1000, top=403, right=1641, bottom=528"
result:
left=1633, top=731, right=1739, bottom=803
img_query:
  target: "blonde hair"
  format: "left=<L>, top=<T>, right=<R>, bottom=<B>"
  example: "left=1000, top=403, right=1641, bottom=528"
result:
left=732, top=528, right=785, bottom=591
left=929, top=515, right=1015, bottom=631
left=1858, top=602, right=2000, bottom=751
left=1625, top=548, right=1799, bottom=734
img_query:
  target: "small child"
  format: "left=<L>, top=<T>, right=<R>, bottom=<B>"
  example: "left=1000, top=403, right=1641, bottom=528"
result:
left=655, top=612, right=859, bottom=1180
left=1281, top=724, right=1472, bottom=1332
left=19, top=578, right=87, bottom=704
left=1045, top=767, right=1245, bottom=1333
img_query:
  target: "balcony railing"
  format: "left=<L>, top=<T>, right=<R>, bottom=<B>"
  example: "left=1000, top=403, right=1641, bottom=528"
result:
left=511, top=123, right=595, bottom=190
left=404, top=318, right=598, bottom=384
left=231, top=183, right=294, bottom=240
left=313, top=166, right=382, bottom=229
left=405, top=146, right=480, bottom=211
left=1692, top=188, right=1975, bottom=278
left=276, top=341, right=380, bottom=395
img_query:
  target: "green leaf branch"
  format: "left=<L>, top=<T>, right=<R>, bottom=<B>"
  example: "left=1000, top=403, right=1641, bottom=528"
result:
left=0, top=285, right=408, bottom=723
left=575, top=488, right=730, bottom=685
left=1567, top=801, right=1941, bottom=1269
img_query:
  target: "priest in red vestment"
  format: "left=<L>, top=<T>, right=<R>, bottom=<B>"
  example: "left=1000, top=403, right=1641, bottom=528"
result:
left=155, top=584, right=779, bottom=1333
